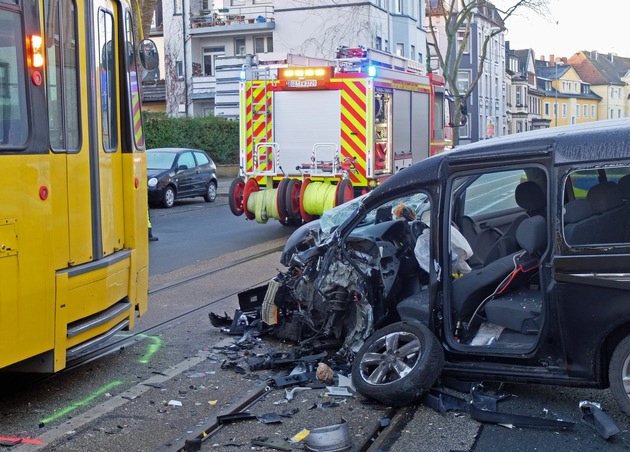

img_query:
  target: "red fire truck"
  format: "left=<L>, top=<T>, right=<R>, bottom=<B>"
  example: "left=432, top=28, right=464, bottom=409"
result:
left=228, top=46, right=451, bottom=224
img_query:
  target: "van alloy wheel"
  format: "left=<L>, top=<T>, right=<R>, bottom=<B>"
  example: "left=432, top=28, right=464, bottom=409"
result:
left=351, top=321, right=444, bottom=407
left=609, top=335, right=630, bottom=416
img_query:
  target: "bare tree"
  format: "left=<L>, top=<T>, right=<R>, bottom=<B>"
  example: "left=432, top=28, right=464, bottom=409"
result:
left=138, top=0, right=159, bottom=39
left=426, top=0, right=549, bottom=144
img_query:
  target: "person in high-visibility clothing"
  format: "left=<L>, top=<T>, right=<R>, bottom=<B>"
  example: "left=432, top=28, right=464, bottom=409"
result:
left=148, top=209, right=158, bottom=241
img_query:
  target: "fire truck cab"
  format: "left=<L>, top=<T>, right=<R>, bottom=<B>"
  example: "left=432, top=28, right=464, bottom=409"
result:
left=228, top=46, right=450, bottom=224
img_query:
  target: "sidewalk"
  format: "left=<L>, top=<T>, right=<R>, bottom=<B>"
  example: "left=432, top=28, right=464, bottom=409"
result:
left=216, top=176, right=234, bottom=197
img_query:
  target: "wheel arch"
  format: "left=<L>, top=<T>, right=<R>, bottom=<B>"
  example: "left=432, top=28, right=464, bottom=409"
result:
left=600, top=322, right=630, bottom=385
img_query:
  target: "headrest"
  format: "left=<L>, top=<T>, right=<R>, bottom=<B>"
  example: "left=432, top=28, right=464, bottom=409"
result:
left=515, top=181, right=545, bottom=212
left=618, top=174, right=630, bottom=201
left=563, top=199, right=594, bottom=224
left=586, top=181, right=624, bottom=213
left=516, top=215, right=547, bottom=255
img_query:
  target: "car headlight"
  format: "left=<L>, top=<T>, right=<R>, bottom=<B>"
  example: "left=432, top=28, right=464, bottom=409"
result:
left=148, top=177, right=158, bottom=188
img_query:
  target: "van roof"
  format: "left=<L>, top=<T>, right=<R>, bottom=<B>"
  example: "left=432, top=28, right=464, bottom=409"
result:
left=449, top=118, right=630, bottom=165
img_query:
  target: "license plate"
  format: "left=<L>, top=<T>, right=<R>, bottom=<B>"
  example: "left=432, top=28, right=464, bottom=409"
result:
left=287, top=80, right=317, bottom=88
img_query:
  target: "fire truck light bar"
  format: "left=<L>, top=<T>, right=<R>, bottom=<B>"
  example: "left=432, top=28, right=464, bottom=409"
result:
left=279, top=67, right=333, bottom=80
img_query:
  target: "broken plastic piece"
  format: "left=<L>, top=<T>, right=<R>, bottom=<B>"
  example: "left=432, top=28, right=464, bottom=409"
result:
left=325, top=386, right=354, bottom=397
left=469, top=403, right=574, bottom=429
left=257, top=412, right=283, bottom=424
left=580, top=401, right=620, bottom=439
left=167, top=400, right=182, bottom=407
left=273, top=371, right=317, bottom=387
left=209, top=311, right=232, bottom=328
left=217, top=412, right=257, bottom=424
left=285, top=386, right=312, bottom=401
left=422, top=389, right=468, bottom=414
left=251, top=437, right=292, bottom=452
left=279, top=407, right=300, bottom=417
left=303, top=418, right=352, bottom=452
left=336, top=374, right=356, bottom=392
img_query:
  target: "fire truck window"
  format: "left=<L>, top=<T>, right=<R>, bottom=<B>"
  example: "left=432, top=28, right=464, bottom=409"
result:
left=0, top=9, right=28, bottom=147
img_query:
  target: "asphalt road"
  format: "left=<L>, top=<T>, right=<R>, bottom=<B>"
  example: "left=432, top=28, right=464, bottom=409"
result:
left=148, top=194, right=297, bottom=275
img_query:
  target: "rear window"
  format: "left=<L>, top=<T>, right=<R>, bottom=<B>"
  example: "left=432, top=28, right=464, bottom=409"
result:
left=563, top=166, right=630, bottom=247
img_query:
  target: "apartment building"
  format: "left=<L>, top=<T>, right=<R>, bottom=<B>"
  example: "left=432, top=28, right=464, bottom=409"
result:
left=535, top=57, right=601, bottom=127
left=162, top=0, right=428, bottom=118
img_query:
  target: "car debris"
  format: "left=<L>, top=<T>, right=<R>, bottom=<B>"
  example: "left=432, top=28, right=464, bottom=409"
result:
left=579, top=401, right=620, bottom=439
left=250, top=436, right=292, bottom=452
left=285, top=386, right=312, bottom=401
left=301, top=418, right=352, bottom=452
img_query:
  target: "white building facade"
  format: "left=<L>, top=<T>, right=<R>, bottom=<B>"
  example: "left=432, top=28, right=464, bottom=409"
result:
left=162, top=1, right=429, bottom=118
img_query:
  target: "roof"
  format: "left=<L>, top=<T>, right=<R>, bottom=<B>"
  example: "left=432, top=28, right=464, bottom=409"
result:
left=448, top=119, right=630, bottom=165
left=568, top=51, right=628, bottom=86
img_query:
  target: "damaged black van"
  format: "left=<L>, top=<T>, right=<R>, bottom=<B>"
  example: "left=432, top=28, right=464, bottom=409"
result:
left=252, top=119, right=630, bottom=412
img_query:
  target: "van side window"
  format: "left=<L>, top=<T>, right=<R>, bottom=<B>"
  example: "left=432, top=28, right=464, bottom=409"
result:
left=563, top=167, right=630, bottom=246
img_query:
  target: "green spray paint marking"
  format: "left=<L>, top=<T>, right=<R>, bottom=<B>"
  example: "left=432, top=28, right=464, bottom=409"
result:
left=136, top=334, right=162, bottom=364
left=39, top=380, right=122, bottom=424
left=113, top=332, right=163, bottom=365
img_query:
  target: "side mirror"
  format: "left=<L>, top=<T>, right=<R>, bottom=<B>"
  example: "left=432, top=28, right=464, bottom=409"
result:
left=138, top=39, right=159, bottom=71
left=177, top=164, right=188, bottom=171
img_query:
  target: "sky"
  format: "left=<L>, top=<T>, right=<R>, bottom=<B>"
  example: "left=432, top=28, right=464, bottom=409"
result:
left=497, top=0, right=629, bottom=59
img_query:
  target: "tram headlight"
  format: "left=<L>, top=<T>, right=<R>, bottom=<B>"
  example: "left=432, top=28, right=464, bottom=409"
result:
left=148, top=177, right=158, bottom=188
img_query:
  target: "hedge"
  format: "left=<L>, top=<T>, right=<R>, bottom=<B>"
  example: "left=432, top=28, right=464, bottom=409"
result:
left=142, top=112, right=239, bottom=164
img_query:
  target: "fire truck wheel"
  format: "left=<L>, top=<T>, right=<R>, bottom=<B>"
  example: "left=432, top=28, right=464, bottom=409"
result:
left=285, top=179, right=302, bottom=220
left=228, top=178, right=246, bottom=216
left=242, top=178, right=259, bottom=221
left=335, top=179, right=354, bottom=206
left=352, top=321, right=444, bottom=407
left=276, top=178, right=291, bottom=223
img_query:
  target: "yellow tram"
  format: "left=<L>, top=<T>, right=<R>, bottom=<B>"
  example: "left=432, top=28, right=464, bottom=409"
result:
left=0, top=0, right=156, bottom=372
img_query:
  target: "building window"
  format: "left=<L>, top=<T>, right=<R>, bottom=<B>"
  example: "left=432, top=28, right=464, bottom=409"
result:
left=235, top=38, right=246, bottom=56
left=395, top=0, right=403, bottom=13
left=584, top=104, right=588, bottom=118
left=576, top=104, right=580, bottom=118
left=411, top=45, right=415, bottom=61
left=176, top=60, right=183, bottom=79
left=230, top=0, right=245, bottom=5
left=396, top=43, right=404, bottom=57
left=173, top=0, right=182, bottom=15
left=254, top=36, right=273, bottom=53
left=544, top=102, right=550, bottom=116
left=457, top=71, right=470, bottom=92
left=375, top=36, right=382, bottom=50
left=611, top=87, right=614, bottom=98
left=202, top=46, right=225, bottom=76
left=591, top=105, right=596, bottom=118
left=562, top=103, right=567, bottom=118
left=619, top=109, right=623, bottom=118
left=456, top=30, right=469, bottom=53
left=561, top=81, right=566, bottom=92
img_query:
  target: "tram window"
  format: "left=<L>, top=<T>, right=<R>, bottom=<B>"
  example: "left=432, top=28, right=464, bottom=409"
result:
left=98, top=9, right=118, bottom=151
left=0, top=9, right=28, bottom=147
left=125, top=10, right=143, bottom=150
left=45, top=0, right=80, bottom=151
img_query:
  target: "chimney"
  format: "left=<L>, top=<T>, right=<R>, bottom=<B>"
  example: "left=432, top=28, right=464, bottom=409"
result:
left=540, top=55, right=546, bottom=62
left=609, top=52, right=614, bottom=62
left=560, top=57, right=567, bottom=64
left=549, top=54, right=555, bottom=66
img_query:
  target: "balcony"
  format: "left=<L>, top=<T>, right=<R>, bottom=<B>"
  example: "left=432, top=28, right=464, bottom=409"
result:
left=190, top=4, right=274, bottom=34
left=191, top=75, right=216, bottom=100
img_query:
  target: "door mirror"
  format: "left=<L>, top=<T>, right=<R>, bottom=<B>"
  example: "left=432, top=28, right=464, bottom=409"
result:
left=138, top=39, right=159, bottom=71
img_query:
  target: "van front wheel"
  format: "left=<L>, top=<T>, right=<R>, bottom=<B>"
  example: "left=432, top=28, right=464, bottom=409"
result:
left=351, top=321, right=444, bottom=407
left=609, top=335, right=630, bottom=416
